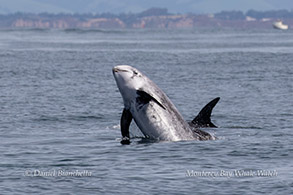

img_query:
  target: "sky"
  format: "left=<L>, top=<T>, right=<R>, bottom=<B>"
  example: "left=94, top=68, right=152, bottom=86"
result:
left=0, top=0, right=293, bottom=14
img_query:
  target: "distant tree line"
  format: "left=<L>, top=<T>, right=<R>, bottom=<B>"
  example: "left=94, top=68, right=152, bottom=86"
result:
left=246, top=9, right=293, bottom=19
left=215, top=9, right=293, bottom=20
left=0, top=8, right=168, bottom=19
left=1, top=8, right=293, bottom=21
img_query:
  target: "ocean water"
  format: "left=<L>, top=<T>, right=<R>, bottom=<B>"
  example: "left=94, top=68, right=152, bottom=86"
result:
left=0, top=28, right=292, bottom=194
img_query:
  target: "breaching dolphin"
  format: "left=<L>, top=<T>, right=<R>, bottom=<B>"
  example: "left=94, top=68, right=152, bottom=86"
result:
left=112, top=65, right=219, bottom=144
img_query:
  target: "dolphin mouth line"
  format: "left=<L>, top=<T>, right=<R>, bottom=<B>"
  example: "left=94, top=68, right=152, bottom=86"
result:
left=113, top=67, right=129, bottom=73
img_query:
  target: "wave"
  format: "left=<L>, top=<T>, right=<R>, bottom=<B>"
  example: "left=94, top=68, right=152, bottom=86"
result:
left=0, top=28, right=51, bottom=33
left=63, top=28, right=127, bottom=34
left=224, top=126, right=263, bottom=129
left=0, top=28, right=128, bottom=34
left=33, top=114, right=104, bottom=123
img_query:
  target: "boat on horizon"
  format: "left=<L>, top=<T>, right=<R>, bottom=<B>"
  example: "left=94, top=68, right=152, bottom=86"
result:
left=273, top=21, right=288, bottom=30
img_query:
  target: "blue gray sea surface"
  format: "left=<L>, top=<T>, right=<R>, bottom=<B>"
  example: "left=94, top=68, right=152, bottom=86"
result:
left=0, top=28, right=292, bottom=194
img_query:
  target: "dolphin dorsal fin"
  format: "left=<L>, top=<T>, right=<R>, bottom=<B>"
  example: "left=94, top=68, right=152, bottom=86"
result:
left=191, top=97, right=220, bottom=128
left=136, top=90, right=166, bottom=110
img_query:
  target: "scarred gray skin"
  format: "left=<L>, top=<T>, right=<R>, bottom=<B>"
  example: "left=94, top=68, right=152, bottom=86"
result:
left=113, top=65, right=215, bottom=142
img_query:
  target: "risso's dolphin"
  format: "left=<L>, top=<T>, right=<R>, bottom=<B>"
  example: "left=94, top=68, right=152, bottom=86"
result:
left=112, top=65, right=219, bottom=144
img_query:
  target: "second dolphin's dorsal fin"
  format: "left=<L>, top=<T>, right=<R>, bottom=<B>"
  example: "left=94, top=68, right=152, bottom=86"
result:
left=191, top=97, right=220, bottom=128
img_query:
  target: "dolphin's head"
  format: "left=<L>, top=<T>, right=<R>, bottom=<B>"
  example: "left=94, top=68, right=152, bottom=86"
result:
left=113, top=65, right=146, bottom=108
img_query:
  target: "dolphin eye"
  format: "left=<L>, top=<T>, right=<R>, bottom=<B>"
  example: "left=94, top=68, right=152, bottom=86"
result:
left=131, top=70, right=140, bottom=78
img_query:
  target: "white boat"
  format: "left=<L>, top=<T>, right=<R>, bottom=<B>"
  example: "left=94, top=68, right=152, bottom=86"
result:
left=273, top=21, right=288, bottom=30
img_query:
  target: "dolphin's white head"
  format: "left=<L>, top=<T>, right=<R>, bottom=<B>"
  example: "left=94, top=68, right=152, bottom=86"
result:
left=112, top=65, right=146, bottom=108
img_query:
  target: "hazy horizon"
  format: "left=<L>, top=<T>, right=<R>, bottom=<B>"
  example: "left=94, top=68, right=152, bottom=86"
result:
left=0, top=0, right=293, bottom=14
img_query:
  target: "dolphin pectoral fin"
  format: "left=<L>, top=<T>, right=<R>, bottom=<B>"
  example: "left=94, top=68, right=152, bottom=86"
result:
left=191, top=97, right=220, bottom=128
left=136, top=90, right=166, bottom=110
left=120, top=108, right=132, bottom=144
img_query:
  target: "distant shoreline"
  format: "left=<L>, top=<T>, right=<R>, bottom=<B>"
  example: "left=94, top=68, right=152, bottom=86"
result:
left=1, top=8, right=292, bottom=29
